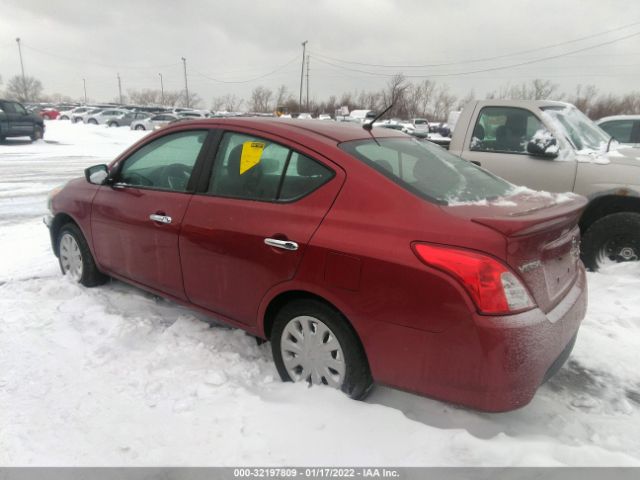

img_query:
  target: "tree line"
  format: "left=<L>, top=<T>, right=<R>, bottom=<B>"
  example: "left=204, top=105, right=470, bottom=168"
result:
left=2, top=72, right=639, bottom=121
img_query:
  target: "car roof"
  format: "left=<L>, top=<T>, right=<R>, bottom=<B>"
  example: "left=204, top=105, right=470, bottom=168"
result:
left=473, top=99, right=568, bottom=109
left=596, top=115, right=640, bottom=123
left=162, top=117, right=408, bottom=143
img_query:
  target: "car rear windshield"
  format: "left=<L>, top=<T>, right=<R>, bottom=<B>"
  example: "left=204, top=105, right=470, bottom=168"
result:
left=340, top=137, right=513, bottom=204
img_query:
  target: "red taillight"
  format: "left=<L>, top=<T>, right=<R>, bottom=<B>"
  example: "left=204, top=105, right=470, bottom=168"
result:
left=413, top=243, right=535, bottom=315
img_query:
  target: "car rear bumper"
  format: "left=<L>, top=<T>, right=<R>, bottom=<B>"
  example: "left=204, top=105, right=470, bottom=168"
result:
left=417, top=264, right=587, bottom=411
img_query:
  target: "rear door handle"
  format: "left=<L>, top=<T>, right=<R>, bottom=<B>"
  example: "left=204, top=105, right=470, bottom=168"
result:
left=149, top=213, right=172, bottom=224
left=264, top=238, right=299, bottom=251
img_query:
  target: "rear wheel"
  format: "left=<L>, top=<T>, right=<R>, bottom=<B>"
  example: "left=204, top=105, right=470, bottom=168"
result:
left=271, top=299, right=372, bottom=399
left=108, top=121, right=119, bottom=127
left=581, top=212, right=640, bottom=270
left=88, top=118, right=98, bottom=125
left=57, top=223, right=108, bottom=287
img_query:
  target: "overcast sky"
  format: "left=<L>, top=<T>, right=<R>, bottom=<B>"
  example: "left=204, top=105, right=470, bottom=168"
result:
left=1, top=0, right=639, bottom=106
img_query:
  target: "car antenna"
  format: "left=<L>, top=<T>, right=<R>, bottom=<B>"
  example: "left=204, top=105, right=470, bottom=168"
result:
left=606, top=135, right=616, bottom=152
left=363, top=104, right=393, bottom=132
left=362, top=104, right=393, bottom=146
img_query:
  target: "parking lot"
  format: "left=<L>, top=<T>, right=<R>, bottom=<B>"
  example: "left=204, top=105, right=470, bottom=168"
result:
left=1, top=120, right=640, bottom=465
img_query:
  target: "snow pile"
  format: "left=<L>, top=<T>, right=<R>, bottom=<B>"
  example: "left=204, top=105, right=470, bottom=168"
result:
left=2, top=122, right=640, bottom=466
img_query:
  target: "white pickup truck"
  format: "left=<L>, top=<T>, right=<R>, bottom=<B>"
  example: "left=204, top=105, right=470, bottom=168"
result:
left=448, top=99, right=640, bottom=270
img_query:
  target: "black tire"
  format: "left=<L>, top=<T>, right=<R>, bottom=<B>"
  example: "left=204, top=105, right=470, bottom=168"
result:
left=581, top=212, right=640, bottom=270
left=57, top=223, right=108, bottom=287
left=88, top=119, right=98, bottom=125
left=271, top=299, right=373, bottom=400
left=59, top=115, right=68, bottom=120
left=134, top=124, right=146, bottom=131
left=30, top=126, right=43, bottom=142
left=108, top=121, right=118, bottom=128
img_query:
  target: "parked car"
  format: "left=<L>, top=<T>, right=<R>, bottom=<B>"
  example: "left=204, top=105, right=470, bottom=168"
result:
left=0, top=99, right=45, bottom=142
left=45, top=118, right=587, bottom=412
left=297, top=113, right=313, bottom=119
left=318, top=114, right=333, bottom=121
left=404, top=118, right=430, bottom=138
left=107, top=111, right=150, bottom=128
left=85, top=109, right=131, bottom=125
left=59, top=106, right=92, bottom=121
left=130, top=113, right=179, bottom=130
left=72, top=108, right=104, bottom=124
left=596, top=115, right=640, bottom=146
left=177, top=111, right=208, bottom=119
left=448, top=100, right=640, bottom=270
left=40, top=107, right=60, bottom=120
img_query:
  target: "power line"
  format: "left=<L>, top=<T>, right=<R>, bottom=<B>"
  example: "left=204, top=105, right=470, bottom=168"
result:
left=311, top=19, right=640, bottom=69
left=312, top=29, right=640, bottom=78
left=194, top=55, right=298, bottom=84
left=20, top=43, right=179, bottom=70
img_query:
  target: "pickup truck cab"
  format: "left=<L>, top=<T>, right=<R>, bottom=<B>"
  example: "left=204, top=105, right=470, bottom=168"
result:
left=449, top=100, right=640, bottom=270
left=0, top=99, right=45, bottom=142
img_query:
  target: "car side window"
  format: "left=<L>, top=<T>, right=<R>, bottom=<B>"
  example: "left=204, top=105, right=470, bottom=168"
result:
left=470, top=107, right=544, bottom=154
left=208, top=132, right=333, bottom=201
left=600, top=120, right=633, bottom=143
left=118, top=130, right=207, bottom=192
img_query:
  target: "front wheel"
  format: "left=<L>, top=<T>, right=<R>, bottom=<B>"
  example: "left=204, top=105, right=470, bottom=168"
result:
left=57, top=223, right=108, bottom=287
left=87, top=119, right=98, bottom=125
left=581, top=212, right=640, bottom=270
left=134, top=124, right=146, bottom=130
left=108, top=121, right=119, bottom=127
left=271, top=299, right=372, bottom=399
left=30, top=126, right=43, bottom=142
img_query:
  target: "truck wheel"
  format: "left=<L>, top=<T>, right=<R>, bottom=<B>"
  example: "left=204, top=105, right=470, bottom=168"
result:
left=271, top=299, right=373, bottom=400
left=581, top=212, right=640, bottom=270
left=30, top=126, right=44, bottom=142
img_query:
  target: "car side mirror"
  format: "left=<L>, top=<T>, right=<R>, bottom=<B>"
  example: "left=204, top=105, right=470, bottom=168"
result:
left=85, top=164, right=109, bottom=185
left=527, top=131, right=559, bottom=159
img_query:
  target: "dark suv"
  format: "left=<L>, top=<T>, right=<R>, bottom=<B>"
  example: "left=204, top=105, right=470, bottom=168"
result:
left=0, top=99, right=45, bottom=142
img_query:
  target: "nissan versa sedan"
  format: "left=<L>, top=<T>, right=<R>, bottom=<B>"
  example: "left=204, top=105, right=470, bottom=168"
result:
left=44, top=119, right=588, bottom=412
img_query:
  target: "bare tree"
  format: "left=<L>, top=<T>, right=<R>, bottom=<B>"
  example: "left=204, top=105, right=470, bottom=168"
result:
left=249, top=86, right=273, bottom=112
left=382, top=74, right=410, bottom=118
left=211, top=93, right=243, bottom=111
left=432, top=85, right=457, bottom=121
left=6, top=75, right=43, bottom=102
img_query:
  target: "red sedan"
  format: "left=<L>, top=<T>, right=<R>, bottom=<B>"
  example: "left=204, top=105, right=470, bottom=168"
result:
left=45, top=118, right=587, bottom=411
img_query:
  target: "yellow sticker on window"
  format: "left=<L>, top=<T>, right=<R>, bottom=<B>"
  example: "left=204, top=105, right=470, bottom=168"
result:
left=240, top=141, right=265, bottom=174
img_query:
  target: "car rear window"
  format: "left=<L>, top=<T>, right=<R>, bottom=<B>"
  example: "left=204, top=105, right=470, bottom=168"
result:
left=340, top=137, right=512, bottom=204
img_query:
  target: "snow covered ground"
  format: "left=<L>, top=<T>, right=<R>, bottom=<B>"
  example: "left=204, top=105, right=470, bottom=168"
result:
left=1, top=121, right=640, bottom=466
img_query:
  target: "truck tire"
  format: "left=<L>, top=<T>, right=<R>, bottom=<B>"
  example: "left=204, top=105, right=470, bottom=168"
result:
left=581, top=212, right=640, bottom=270
left=30, top=126, right=44, bottom=142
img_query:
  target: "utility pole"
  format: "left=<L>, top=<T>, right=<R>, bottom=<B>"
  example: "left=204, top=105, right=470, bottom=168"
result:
left=117, top=72, right=123, bottom=105
left=299, top=40, right=307, bottom=112
left=15, top=37, right=27, bottom=101
left=181, top=57, right=190, bottom=108
left=83, top=78, right=87, bottom=104
left=159, top=73, right=165, bottom=105
left=306, top=54, right=310, bottom=111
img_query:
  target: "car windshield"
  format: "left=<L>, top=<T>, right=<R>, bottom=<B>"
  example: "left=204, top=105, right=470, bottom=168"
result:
left=340, top=137, right=513, bottom=204
left=542, top=105, right=611, bottom=153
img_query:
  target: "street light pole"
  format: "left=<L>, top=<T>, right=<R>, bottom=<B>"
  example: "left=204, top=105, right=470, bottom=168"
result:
left=299, top=40, right=307, bottom=112
left=181, top=57, right=190, bottom=108
left=83, top=78, right=87, bottom=104
left=159, top=73, right=165, bottom=105
left=15, top=37, right=27, bottom=101
left=117, top=73, right=123, bottom=105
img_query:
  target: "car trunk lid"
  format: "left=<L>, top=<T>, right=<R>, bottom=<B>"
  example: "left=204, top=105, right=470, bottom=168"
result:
left=446, top=191, right=587, bottom=313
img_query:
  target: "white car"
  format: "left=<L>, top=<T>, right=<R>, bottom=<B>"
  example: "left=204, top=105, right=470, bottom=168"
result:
left=59, top=106, right=92, bottom=121
left=85, top=109, right=130, bottom=125
left=596, top=115, right=640, bottom=146
left=72, top=108, right=103, bottom=124
left=297, top=113, right=313, bottom=119
left=318, top=114, right=332, bottom=121
left=130, top=113, right=179, bottom=131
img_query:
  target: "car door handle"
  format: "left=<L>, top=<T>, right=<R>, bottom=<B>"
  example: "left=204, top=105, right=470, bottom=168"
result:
left=149, top=213, right=172, bottom=224
left=264, top=238, right=299, bottom=251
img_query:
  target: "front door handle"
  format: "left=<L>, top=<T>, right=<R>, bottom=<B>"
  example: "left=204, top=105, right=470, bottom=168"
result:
left=264, top=238, right=299, bottom=251
left=149, top=213, right=172, bottom=224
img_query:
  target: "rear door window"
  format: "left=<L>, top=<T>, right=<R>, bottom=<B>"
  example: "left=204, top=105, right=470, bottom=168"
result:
left=207, top=132, right=333, bottom=201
